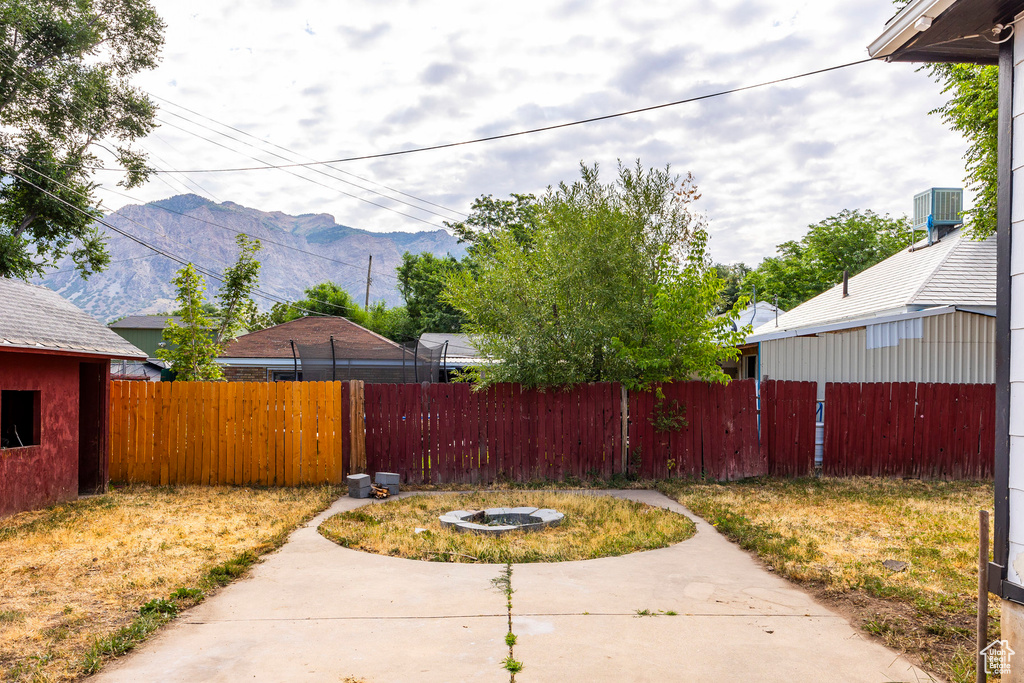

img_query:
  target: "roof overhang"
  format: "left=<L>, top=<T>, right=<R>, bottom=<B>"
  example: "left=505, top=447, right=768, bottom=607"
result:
left=747, top=305, right=992, bottom=343
left=217, top=357, right=409, bottom=368
left=868, top=0, right=1024, bottom=64
left=0, top=344, right=146, bottom=361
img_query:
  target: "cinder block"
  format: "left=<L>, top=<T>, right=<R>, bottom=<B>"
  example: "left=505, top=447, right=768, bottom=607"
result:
left=374, top=472, right=399, bottom=486
left=385, top=484, right=399, bottom=495
left=347, top=474, right=371, bottom=497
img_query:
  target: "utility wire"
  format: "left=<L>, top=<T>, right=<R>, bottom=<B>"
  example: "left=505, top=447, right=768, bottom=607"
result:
left=153, top=95, right=468, bottom=218
left=122, top=58, right=878, bottom=174
left=156, top=104, right=465, bottom=221
left=0, top=60, right=402, bottom=282
left=0, top=54, right=448, bottom=232
left=2, top=163, right=363, bottom=316
left=3, top=149, right=400, bottom=284
left=155, top=115, right=444, bottom=228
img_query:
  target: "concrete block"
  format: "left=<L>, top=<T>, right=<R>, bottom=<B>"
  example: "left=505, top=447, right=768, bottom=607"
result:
left=375, top=472, right=399, bottom=486
left=347, top=474, right=371, bottom=488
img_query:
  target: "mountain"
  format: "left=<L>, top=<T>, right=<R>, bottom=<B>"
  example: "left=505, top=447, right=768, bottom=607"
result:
left=35, top=194, right=467, bottom=322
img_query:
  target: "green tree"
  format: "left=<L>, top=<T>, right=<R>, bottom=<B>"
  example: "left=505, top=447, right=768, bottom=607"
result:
left=269, top=281, right=418, bottom=343
left=214, top=234, right=262, bottom=344
left=712, top=262, right=751, bottom=315
left=0, top=0, right=164, bottom=278
left=269, top=282, right=365, bottom=325
left=742, top=210, right=914, bottom=311
left=927, top=64, right=997, bottom=238
left=157, top=264, right=223, bottom=381
left=396, top=252, right=467, bottom=334
left=445, top=161, right=744, bottom=389
left=444, top=193, right=541, bottom=259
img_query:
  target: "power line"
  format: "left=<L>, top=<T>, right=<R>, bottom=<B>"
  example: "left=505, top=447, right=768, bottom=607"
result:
left=3, top=149, right=401, bottom=284
left=156, top=103, right=466, bottom=220
left=154, top=115, right=445, bottom=228
left=153, top=95, right=468, bottom=218
left=120, top=58, right=877, bottom=174
left=2, top=164, right=365, bottom=316
left=0, top=61, right=406, bottom=282
left=0, top=54, right=450, bottom=231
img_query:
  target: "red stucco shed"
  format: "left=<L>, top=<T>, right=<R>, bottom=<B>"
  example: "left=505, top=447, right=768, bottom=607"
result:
left=0, top=279, right=146, bottom=517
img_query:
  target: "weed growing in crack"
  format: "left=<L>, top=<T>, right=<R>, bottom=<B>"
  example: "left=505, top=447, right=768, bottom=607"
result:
left=493, top=561, right=521, bottom=681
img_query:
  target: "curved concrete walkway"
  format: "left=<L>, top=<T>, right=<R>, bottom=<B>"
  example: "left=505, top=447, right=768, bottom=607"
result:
left=94, top=491, right=936, bottom=682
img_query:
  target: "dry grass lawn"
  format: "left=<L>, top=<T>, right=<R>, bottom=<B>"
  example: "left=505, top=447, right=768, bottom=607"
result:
left=659, top=477, right=993, bottom=683
left=0, top=484, right=339, bottom=682
left=319, top=491, right=695, bottom=563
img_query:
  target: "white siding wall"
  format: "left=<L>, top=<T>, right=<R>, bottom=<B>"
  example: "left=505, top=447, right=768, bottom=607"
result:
left=1008, top=24, right=1024, bottom=585
left=759, top=311, right=995, bottom=401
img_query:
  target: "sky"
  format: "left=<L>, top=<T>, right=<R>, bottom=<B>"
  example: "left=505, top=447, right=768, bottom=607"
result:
left=95, top=0, right=973, bottom=268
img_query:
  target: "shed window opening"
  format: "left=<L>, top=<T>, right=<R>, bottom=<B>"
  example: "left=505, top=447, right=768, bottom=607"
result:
left=1, top=390, right=41, bottom=448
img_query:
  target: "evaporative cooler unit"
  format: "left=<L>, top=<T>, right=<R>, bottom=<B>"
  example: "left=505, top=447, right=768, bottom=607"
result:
left=912, top=187, right=963, bottom=245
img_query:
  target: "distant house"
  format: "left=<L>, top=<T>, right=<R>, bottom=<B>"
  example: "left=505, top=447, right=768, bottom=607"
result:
left=747, top=227, right=996, bottom=399
left=419, top=332, right=486, bottom=381
left=719, top=301, right=785, bottom=380
left=108, top=315, right=184, bottom=358
left=0, top=279, right=146, bottom=517
left=218, top=316, right=430, bottom=383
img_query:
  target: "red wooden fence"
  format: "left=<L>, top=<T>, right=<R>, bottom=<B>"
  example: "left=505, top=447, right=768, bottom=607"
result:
left=761, top=380, right=818, bottom=477
left=364, top=382, right=623, bottom=484
left=823, top=382, right=995, bottom=479
left=627, top=379, right=765, bottom=481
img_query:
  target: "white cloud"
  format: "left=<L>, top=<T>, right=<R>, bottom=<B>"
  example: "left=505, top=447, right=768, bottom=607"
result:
left=97, top=0, right=972, bottom=269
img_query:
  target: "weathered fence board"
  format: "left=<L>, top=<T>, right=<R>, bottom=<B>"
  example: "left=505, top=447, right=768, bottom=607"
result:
left=761, top=380, right=817, bottom=477
left=364, top=382, right=623, bottom=484
left=109, top=380, right=364, bottom=486
left=626, top=380, right=766, bottom=481
left=823, top=382, right=994, bottom=479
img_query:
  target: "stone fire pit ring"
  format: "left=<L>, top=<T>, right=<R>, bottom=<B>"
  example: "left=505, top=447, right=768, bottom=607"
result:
left=439, top=507, right=564, bottom=536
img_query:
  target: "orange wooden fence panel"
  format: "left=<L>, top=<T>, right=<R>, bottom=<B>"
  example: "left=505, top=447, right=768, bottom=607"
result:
left=109, top=380, right=357, bottom=486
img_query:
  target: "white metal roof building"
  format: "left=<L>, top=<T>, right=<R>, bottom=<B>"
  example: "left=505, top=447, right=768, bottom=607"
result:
left=747, top=228, right=996, bottom=399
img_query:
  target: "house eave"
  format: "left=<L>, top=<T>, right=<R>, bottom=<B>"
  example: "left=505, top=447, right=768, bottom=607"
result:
left=868, top=0, right=1024, bottom=65
left=746, top=305, right=990, bottom=343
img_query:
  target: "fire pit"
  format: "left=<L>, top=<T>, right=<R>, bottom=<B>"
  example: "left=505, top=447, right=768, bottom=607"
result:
left=439, top=507, right=564, bottom=537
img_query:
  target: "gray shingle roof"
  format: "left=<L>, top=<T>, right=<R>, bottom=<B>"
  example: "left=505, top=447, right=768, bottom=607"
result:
left=749, top=228, right=996, bottom=338
left=108, top=315, right=184, bottom=329
left=0, top=279, right=147, bottom=358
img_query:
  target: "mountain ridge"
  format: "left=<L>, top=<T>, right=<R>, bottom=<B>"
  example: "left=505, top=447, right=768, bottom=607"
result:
left=35, top=194, right=466, bottom=322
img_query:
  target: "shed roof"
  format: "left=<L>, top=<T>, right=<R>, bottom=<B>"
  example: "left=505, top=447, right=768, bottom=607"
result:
left=0, top=279, right=146, bottom=359
left=419, top=332, right=483, bottom=360
left=219, top=316, right=407, bottom=360
left=109, top=315, right=184, bottom=329
left=749, top=228, right=995, bottom=340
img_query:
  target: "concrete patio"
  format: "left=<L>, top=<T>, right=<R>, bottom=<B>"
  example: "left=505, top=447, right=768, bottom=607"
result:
left=93, top=490, right=935, bottom=682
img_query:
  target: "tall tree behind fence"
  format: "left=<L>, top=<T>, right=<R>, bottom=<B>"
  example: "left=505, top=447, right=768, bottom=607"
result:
left=823, top=382, right=995, bottom=479
left=109, top=380, right=366, bottom=485
left=364, top=382, right=624, bottom=484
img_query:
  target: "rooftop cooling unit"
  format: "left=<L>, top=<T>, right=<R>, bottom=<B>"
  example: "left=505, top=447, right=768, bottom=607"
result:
left=912, top=188, right=963, bottom=242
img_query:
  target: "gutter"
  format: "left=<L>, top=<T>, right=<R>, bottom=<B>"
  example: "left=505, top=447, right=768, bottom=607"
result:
left=747, top=304, right=967, bottom=343
left=867, top=0, right=958, bottom=58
